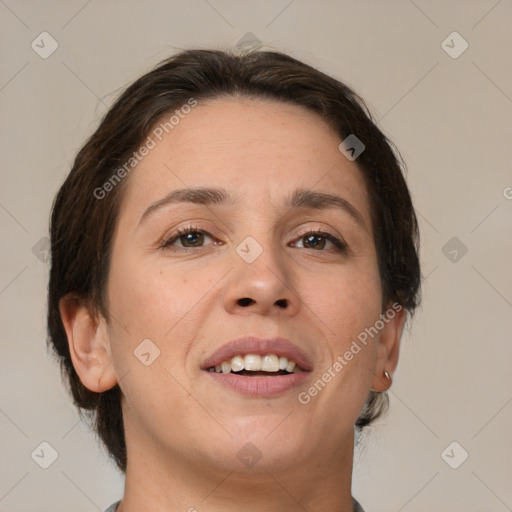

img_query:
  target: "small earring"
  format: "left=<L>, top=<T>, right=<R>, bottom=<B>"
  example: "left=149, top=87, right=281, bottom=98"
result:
left=384, top=370, right=392, bottom=384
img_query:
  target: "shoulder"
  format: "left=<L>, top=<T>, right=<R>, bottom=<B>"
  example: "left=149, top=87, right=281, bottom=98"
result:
left=353, top=497, right=365, bottom=512
left=104, top=501, right=121, bottom=512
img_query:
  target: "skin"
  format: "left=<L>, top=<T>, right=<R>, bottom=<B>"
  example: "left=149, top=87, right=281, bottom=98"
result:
left=60, top=97, right=404, bottom=512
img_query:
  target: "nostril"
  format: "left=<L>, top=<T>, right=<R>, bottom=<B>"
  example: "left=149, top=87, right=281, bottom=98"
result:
left=275, top=299, right=288, bottom=308
left=238, top=297, right=255, bottom=307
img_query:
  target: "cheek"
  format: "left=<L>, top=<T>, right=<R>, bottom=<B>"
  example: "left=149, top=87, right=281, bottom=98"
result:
left=300, top=260, right=383, bottom=341
left=105, top=261, right=217, bottom=407
left=289, top=265, right=382, bottom=443
left=298, top=257, right=383, bottom=407
left=105, top=255, right=229, bottom=382
left=108, top=258, right=219, bottom=338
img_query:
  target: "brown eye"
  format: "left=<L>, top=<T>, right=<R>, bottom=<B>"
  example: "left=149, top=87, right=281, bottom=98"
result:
left=178, top=231, right=205, bottom=247
left=303, top=234, right=327, bottom=250
left=162, top=227, right=217, bottom=249
left=292, top=231, right=347, bottom=252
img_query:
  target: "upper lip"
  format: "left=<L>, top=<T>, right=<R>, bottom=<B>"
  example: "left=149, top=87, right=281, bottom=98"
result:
left=201, top=336, right=313, bottom=371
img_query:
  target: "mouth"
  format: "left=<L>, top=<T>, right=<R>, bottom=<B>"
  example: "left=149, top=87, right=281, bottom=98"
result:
left=201, top=337, right=312, bottom=397
left=206, top=354, right=304, bottom=376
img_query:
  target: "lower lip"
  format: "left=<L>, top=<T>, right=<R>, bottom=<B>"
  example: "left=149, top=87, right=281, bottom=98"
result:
left=205, top=371, right=310, bottom=397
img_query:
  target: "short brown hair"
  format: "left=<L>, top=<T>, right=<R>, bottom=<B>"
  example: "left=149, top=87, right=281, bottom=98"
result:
left=48, top=49, right=420, bottom=473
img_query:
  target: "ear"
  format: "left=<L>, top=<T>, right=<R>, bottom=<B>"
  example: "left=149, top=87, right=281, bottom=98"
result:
left=59, top=294, right=118, bottom=393
left=371, top=302, right=406, bottom=392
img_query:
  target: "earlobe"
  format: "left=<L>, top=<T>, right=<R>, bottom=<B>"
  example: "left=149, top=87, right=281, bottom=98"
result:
left=371, top=303, right=406, bottom=392
left=59, top=295, right=118, bottom=393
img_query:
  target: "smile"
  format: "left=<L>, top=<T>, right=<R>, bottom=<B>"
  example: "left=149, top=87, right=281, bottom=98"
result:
left=201, top=337, right=313, bottom=397
left=207, top=354, right=304, bottom=375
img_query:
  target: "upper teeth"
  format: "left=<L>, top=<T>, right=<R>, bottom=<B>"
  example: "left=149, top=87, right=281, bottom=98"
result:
left=210, top=354, right=300, bottom=374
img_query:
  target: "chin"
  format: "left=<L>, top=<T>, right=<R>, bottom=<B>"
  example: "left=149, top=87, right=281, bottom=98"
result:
left=206, top=441, right=306, bottom=475
left=212, top=415, right=312, bottom=472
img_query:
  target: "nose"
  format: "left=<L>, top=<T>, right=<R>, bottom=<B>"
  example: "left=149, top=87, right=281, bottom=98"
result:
left=223, top=241, right=300, bottom=317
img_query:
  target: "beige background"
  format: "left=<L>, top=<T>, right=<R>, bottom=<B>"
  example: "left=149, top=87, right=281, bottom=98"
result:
left=1, top=1, right=511, bottom=511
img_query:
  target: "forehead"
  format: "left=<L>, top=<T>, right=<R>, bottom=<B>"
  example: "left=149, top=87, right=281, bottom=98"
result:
left=119, top=97, right=372, bottom=225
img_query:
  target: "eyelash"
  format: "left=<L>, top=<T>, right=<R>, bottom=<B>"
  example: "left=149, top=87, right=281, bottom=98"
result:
left=160, top=225, right=347, bottom=253
left=160, top=225, right=216, bottom=249
left=295, top=229, right=347, bottom=252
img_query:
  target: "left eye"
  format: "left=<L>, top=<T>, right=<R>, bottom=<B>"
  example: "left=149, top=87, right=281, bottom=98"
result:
left=292, top=232, right=346, bottom=251
left=163, top=228, right=216, bottom=248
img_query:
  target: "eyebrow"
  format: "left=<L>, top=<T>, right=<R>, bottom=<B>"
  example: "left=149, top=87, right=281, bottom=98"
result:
left=138, top=186, right=367, bottom=230
left=139, top=187, right=236, bottom=225
left=289, top=189, right=367, bottom=229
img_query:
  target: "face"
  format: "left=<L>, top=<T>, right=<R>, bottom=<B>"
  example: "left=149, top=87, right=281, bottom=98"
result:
left=97, top=97, right=401, bottom=475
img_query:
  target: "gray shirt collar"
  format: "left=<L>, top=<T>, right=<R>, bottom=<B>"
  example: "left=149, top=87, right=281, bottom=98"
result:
left=105, top=497, right=365, bottom=511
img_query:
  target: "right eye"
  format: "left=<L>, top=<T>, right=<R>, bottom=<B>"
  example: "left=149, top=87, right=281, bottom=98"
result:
left=161, top=226, right=220, bottom=249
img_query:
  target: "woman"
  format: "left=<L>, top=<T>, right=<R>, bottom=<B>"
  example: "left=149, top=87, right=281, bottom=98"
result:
left=48, top=49, right=420, bottom=512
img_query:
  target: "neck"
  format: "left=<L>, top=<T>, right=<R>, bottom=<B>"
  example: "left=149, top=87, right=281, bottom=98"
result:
left=117, top=427, right=356, bottom=512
